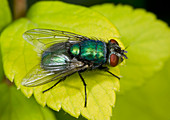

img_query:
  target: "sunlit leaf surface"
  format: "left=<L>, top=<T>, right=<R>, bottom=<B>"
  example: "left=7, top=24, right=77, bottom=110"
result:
left=1, top=2, right=122, bottom=120
left=92, top=4, right=170, bottom=120
left=92, top=4, right=170, bottom=93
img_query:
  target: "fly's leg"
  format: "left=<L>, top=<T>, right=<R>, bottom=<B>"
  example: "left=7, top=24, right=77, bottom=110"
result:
left=78, top=71, right=87, bottom=107
left=42, top=77, right=66, bottom=93
left=99, top=66, right=120, bottom=80
left=106, top=70, right=120, bottom=80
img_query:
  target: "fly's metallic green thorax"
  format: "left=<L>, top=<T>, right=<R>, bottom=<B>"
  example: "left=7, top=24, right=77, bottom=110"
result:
left=70, top=43, right=80, bottom=56
left=70, top=40, right=107, bottom=64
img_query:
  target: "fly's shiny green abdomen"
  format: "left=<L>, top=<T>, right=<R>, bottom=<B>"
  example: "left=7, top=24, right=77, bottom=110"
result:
left=41, top=43, right=71, bottom=71
left=70, top=40, right=107, bottom=64
left=42, top=52, right=67, bottom=65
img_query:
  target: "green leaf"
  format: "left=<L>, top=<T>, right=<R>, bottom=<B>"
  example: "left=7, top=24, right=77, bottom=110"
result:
left=0, top=43, right=3, bottom=82
left=91, top=4, right=170, bottom=120
left=1, top=1, right=122, bottom=120
left=0, top=0, right=11, bottom=32
left=92, top=4, right=170, bottom=93
left=0, top=83, right=56, bottom=120
left=111, top=58, right=170, bottom=120
left=0, top=0, right=12, bottom=81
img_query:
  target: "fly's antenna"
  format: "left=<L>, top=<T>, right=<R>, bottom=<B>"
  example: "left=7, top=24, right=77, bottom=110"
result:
left=121, top=43, right=131, bottom=59
left=122, top=50, right=128, bottom=59
left=122, top=45, right=128, bottom=59
left=123, top=53, right=128, bottom=59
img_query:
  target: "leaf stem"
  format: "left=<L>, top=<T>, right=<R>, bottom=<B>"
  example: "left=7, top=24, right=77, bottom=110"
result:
left=3, top=77, right=14, bottom=86
left=13, top=0, right=27, bottom=19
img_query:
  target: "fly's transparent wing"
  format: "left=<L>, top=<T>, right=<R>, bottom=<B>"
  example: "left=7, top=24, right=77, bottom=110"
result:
left=23, top=28, right=89, bottom=50
left=22, top=29, right=89, bottom=87
left=22, top=61, right=88, bottom=87
left=22, top=64, right=57, bottom=86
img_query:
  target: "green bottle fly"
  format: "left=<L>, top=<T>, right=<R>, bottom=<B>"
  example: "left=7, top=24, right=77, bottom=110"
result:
left=22, top=29, right=127, bottom=107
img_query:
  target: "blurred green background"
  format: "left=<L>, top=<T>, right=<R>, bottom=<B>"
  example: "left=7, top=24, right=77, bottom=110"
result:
left=8, top=0, right=170, bottom=25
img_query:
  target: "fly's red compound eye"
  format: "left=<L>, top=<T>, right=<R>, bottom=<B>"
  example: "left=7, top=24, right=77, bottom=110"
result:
left=110, top=54, right=119, bottom=67
left=109, top=39, right=119, bottom=45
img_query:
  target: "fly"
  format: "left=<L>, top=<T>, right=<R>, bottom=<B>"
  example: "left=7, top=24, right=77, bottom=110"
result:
left=22, top=29, right=127, bottom=107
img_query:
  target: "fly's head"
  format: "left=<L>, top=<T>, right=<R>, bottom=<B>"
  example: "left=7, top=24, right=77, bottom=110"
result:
left=107, top=39, right=128, bottom=67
